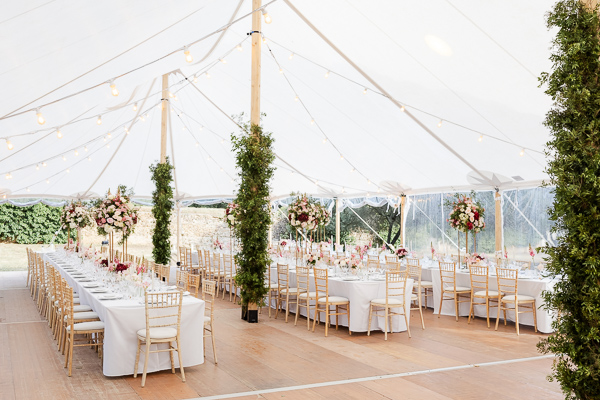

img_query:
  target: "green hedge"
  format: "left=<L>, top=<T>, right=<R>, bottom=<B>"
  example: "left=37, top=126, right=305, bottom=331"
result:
left=0, top=203, right=70, bottom=244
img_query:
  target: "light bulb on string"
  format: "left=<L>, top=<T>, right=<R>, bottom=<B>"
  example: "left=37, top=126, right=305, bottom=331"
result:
left=132, top=103, right=138, bottom=111
left=324, top=70, right=330, bottom=78
left=310, top=119, right=315, bottom=125
left=363, top=88, right=368, bottom=95
left=236, top=44, right=243, bottom=52
left=289, top=53, right=294, bottom=60
left=106, top=143, right=110, bottom=149
left=87, top=157, right=92, bottom=162
left=35, top=108, right=45, bottom=125
left=279, top=68, right=283, bottom=74
left=26, top=187, right=30, bottom=192
left=96, top=115, right=102, bottom=125
left=36, top=164, right=40, bottom=170
left=56, top=129, right=62, bottom=139
left=62, top=155, right=67, bottom=161
left=219, top=58, right=227, bottom=64
left=339, top=154, right=344, bottom=160
left=478, top=135, right=483, bottom=142
left=193, top=75, right=198, bottom=83
left=315, top=180, right=319, bottom=186
left=195, top=142, right=199, bottom=147
left=199, top=125, right=204, bottom=131
left=262, top=37, right=267, bottom=44
left=74, top=150, right=79, bottom=156
left=183, top=46, right=193, bottom=63
left=205, top=72, right=211, bottom=79
left=220, top=139, right=225, bottom=144
left=125, top=128, right=129, bottom=134
left=5, top=172, right=11, bottom=180
left=5, top=139, right=13, bottom=150
left=322, top=138, right=327, bottom=144
left=109, top=79, right=119, bottom=96
left=262, top=9, right=272, bottom=24
left=367, top=179, right=371, bottom=185
left=400, top=105, right=405, bottom=112
left=46, top=179, right=50, bottom=184
left=107, top=132, right=112, bottom=139
left=520, top=148, right=525, bottom=156
left=84, top=146, right=88, bottom=152
left=168, top=92, right=174, bottom=98
left=294, top=95, right=299, bottom=102
left=42, top=162, right=47, bottom=167
left=350, top=167, right=355, bottom=173
left=66, top=168, right=70, bottom=173
left=437, top=119, right=443, bottom=128
left=366, top=193, right=370, bottom=197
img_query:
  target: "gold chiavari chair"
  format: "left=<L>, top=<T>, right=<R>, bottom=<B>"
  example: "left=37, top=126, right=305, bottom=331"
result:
left=265, top=277, right=279, bottom=318
left=513, top=260, right=532, bottom=270
left=210, top=252, right=226, bottom=297
left=312, top=267, right=351, bottom=337
left=406, top=259, right=426, bottom=330
left=176, top=269, right=188, bottom=290
left=159, top=263, right=171, bottom=284
left=196, top=250, right=206, bottom=279
left=100, top=246, right=108, bottom=254
left=178, top=246, right=187, bottom=269
left=295, top=265, right=317, bottom=330
left=63, top=285, right=104, bottom=376
left=384, top=254, right=400, bottom=271
left=202, top=280, right=217, bottom=364
left=134, top=289, right=185, bottom=387
left=367, top=254, right=380, bottom=271
left=438, top=261, right=471, bottom=321
left=495, top=267, right=537, bottom=335
left=222, top=254, right=237, bottom=301
left=115, top=249, right=122, bottom=262
left=368, top=270, right=410, bottom=340
left=275, top=263, right=299, bottom=322
left=468, top=264, right=500, bottom=328
left=59, top=279, right=99, bottom=354
left=26, top=248, right=33, bottom=288
left=187, top=273, right=201, bottom=297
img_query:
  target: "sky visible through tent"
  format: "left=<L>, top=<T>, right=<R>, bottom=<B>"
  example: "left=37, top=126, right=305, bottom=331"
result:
left=0, top=0, right=554, bottom=202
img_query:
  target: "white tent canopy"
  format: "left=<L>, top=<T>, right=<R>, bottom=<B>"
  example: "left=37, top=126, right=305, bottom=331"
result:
left=0, top=0, right=553, bottom=202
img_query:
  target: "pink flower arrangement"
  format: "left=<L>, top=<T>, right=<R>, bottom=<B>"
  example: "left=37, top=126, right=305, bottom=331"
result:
left=224, top=201, right=240, bottom=229
left=95, top=192, right=139, bottom=238
left=287, top=195, right=331, bottom=232
left=396, top=248, right=408, bottom=259
left=213, top=238, right=223, bottom=250
left=60, top=202, right=93, bottom=231
left=447, top=195, right=485, bottom=233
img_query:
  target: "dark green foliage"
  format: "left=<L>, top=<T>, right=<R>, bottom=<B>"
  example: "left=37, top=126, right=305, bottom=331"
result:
left=537, top=2, right=600, bottom=398
left=0, top=203, right=71, bottom=244
left=232, top=121, right=275, bottom=307
left=150, top=158, right=174, bottom=265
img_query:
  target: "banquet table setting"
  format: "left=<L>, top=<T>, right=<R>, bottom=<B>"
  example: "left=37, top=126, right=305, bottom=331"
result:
left=43, top=250, right=205, bottom=376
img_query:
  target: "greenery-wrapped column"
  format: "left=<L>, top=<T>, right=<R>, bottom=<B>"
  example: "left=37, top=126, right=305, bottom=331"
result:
left=538, top=1, right=600, bottom=398
left=232, top=123, right=275, bottom=322
left=150, top=157, right=174, bottom=265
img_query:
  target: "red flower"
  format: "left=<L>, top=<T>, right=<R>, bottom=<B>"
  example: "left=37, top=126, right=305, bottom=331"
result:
left=474, top=211, right=479, bottom=220
left=298, top=214, right=309, bottom=222
left=467, top=222, right=473, bottom=230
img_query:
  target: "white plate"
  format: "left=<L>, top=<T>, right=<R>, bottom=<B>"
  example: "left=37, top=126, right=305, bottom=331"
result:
left=76, top=278, right=92, bottom=282
left=370, top=277, right=386, bottom=281
left=342, top=276, right=359, bottom=281
left=90, top=288, right=109, bottom=293
left=82, top=282, right=100, bottom=288
left=99, top=294, right=122, bottom=300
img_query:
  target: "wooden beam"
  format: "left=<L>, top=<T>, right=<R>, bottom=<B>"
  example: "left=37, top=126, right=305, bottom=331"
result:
left=400, top=196, right=406, bottom=246
left=250, top=0, right=262, bottom=128
left=160, top=74, right=169, bottom=163
left=495, top=190, right=503, bottom=252
left=335, top=198, right=341, bottom=249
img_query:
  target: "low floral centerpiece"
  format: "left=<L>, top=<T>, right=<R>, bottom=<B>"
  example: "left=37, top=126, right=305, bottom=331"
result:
left=396, top=247, right=408, bottom=259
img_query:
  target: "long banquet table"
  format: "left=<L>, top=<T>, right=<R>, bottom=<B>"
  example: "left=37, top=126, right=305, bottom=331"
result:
left=269, top=264, right=414, bottom=333
left=45, top=251, right=205, bottom=376
left=419, top=259, right=556, bottom=333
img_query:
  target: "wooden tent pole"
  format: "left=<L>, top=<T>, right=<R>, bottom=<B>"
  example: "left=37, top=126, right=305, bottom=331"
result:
left=160, top=74, right=169, bottom=163
left=400, top=195, right=406, bottom=246
left=495, top=190, right=503, bottom=253
left=335, top=198, right=341, bottom=250
left=250, top=0, right=262, bottom=128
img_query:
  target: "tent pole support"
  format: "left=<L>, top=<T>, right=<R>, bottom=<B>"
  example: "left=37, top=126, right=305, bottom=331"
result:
left=400, top=195, right=406, bottom=247
left=250, top=0, right=262, bottom=128
left=495, top=190, right=503, bottom=253
left=160, top=74, right=169, bottom=163
left=335, top=197, right=341, bottom=250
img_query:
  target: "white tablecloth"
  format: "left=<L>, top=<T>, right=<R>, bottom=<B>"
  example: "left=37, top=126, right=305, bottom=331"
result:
left=269, top=266, right=414, bottom=333
left=421, top=261, right=556, bottom=333
left=45, top=254, right=205, bottom=376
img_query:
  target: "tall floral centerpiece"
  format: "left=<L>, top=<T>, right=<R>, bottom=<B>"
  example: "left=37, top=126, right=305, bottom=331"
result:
left=447, top=193, right=485, bottom=265
left=59, top=202, right=93, bottom=249
left=95, top=189, right=139, bottom=260
left=287, top=194, right=331, bottom=252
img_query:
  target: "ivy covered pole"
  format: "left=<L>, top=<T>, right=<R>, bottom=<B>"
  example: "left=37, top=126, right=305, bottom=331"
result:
left=150, top=158, right=174, bottom=265
left=538, top=1, right=600, bottom=398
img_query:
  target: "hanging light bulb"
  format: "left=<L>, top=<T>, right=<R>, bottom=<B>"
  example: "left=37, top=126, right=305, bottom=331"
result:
left=46, top=179, right=50, bottom=184
left=193, top=75, right=198, bottom=83
left=183, top=46, right=193, bottom=63
left=35, top=108, right=45, bottom=125
left=205, top=72, right=211, bottom=79
left=310, top=119, right=315, bottom=125
left=400, top=105, right=405, bottom=112
left=322, top=138, right=327, bottom=144
left=221, top=139, right=225, bottom=144
left=350, top=167, right=355, bottom=173
left=219, top=58, right=227, bottom=64
left=294, top=95, right=299, bottom=102
left=125, top=128, right=129, bottom=134
left=168, top=91, right=174, bottom=98
left=367, top=179, right=372, bottom=185
left=262, top=37, right=267, bottom=44
left=195, top=142, right=199, bottom=147
left=84, top=146, right=88, bottom=152
left=236, top=44, right=243, bottom=52
left=289, top=53, right=294, bottom=60
left=88, top=156, right=92, bottom=162
left=106, top=143, right=110, bottom=149
left=96, top=115, right=102, bottom=125
left=262, top=9, right=272, bottom=24
left=366, top=193, right=370, bottom=197
left=478, top=135, right=483, bottom=142
left=220, top=167, right=224, bottom=172
left=109, top=79, right=119, bottom=96
left=199, top=125, right=204, bottom=131
left=26, top=187, right=30, bottom=192
left=36, top=164, right=40, bottom=170
left=56, top=129, right=62, bottom=139
left=315, top=180, right=319, bottom=186
left=324, top=70, right=330, bottom=78
left=5, top=139, right=13, bottom=150
left=74, top=150, right=79, bottom=156
left=66, top=168, right=70, bottom=173
left=62, top=155, right=67, bottom=161
left=107, top=132, right=112, bottom=139
left=520, top=148, right=525, bottom=156
left=42, top=162, right=47, bottom=167
left=437, top=119, right=443, bottom=128
left=103, top=136, right=107, bottom=142
left=5, top=172, right=11, bottom=180
left=132, top=103, right=138, bottom=111
left=279, top=68, right=283, bottom=74
left=340, top=154, right=344, bottom=160
left=363, top=88, right=368, bottom=95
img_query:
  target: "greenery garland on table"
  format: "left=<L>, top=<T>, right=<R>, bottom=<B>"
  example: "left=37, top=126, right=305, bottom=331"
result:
left=150, top=157, right=174, bottom=265
left=537, top=1, right=600, bottom=398
left=231, top=119, right=275, bottom=308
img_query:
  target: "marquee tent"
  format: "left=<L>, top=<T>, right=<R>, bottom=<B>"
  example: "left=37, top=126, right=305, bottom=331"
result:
left=0, top=0, right=554, bottom=203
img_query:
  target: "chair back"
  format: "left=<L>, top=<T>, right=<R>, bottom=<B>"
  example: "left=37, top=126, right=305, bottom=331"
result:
left=202, top=249, right=211, bottom=269
left=469, top=264, right=489, bottom=295
left=176, top=270, right=188, bottom=289
left=223, top=254, right=234, bottom=276
left=496, top=267, right=518, bottom=297
left=100, top=246, right=108, bottom=254
left=62, top=281, right=75, bottom=327
left=185, top=247, right=193, bottom=267
left=211, top=252, right=222, bottom=274
left=313, top=267, right=329, bottom=299
left=385, top=270, right=408, bottom=307
left=143, top=289, right=183, bottom=337
left=202, top=280, right=216, bottom=319
left=277, top=263, right=290, bottom=292
left=187, top=273, right=201, bottom=296
left=178, top=246, right=187, bottom=267
left=157, top=263, right=170, bottom=283
left=367, top=256, right=379, bottom=270
left=439, top=261, right=458, bottom=291
left=296, top=265, right=310, bottom=295
left=406, top=258, right=422, bottom=286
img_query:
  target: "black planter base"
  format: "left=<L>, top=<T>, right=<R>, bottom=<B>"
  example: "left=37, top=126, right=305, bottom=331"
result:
left=241, top=303, right=259, bottom=323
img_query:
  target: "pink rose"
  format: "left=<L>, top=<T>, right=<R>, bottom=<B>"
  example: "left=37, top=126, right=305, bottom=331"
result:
left=107, top=218, right=114, bottom=224
left=101, top=218, right=106, bottom=223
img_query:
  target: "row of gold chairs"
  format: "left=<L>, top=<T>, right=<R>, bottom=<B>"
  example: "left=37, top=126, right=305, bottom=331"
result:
left=178, top=247, right=238, bottom=302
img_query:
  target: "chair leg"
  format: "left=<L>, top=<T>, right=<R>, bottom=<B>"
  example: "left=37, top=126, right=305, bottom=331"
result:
left=141, top=340, right=150, bottom=387
left=532, top=302, right=538, bottom=333
left=177, top=337, right=186, bottom=382
left=468, top=296, right=474, bottom=324
left=417, top=295, right=425, bottom=330
left=384, top=308, right=388, bottom=340
left=405, top=312, right=411, bottom=338
left=211, top=325, right=218, bottom=365
left=170, top=342, right=175, bottom=373
left=485, top=298, right=490, bottom=328
left=324, top=306, right=329, bottom=337
left=134, top=339, right=141, bottom=378
left=285, top=294, right=290, bottom=323
left=367, top=305, right=372, bottom=336
left=347, top=305, right=351, bottom=336
left=438, top=291, right=444, bottom=318
left=454, top=293, right=459, bottom=322
left=515, top=303, right=520, bottom=335
left=495, top=301, right=502, bottom=331
left=306, top=301, right=311, bottom=330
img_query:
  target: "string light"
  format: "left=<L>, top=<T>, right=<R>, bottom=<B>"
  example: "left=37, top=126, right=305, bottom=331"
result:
left=478, top=135, right=483, bottom=142
left=103, top=137, right=107, bottom=142
left=26, top=187, right=30, bottom=192
left=84, top=146, right=88, bottom=152
left=5, top=172, right=12, bottom=180
left=5, top=140, right=13, bottom=150
left=400, top=105, right=405, bottom=112
left=56, top=129, right=62, bottom=139
left=132, top=103, right=138, bottom=111
left=322, top=138, right=327, bottom=144
left=183, top=46, right=193, bottom=63
left=66, top=168, right=70, bottom=173
left=35, top=108, right=45, bottom=125
left=437, top=119, right=443, bottom=128
left=315, top=180, right=319, bottom=185
left=106, top=143, right=110, bottom=149
left=195, top=142, right=199, bottom=147
left=193, top=75, right=198, bottom=83
left=262, top=37, right=267, bottom=44
left=168, top=92, right=175, bottom=98
left=339, top=154, right=344, bottom=160
left=279, top=68, right=283, bottom=74
left=96, top=115, right=102, bottom=125
left=109, top=79, right=119, bottom=96
left=367, top=179, right=371, bottom=185
left=520, top=148, right=525, bottom=156
left=74, top=150, right=79, bottom=156
left=363, top=88, right=367, bottom=95
left=46, top=179, right=50, bottom=184
left=88, top=156, right=92, bottom=162
left=205, top=72, right=211, bottom=79
left=350, top=167, right=355, bottom=173
left=324, top=70, right=330, bottom=78
left=236, top=44, right=243, bottom=52
left=107, top=132, right=112, bottom=139
left=199, top=125, right=204, bottom=131
left=310, top=119, right=315, bottom=125
left=42, top=162, right=47, bottom=167
left=125, top=128, right=129, bottom=134
left=219, top=58, right=227, bottom=64
left=220, top=139, right=225, bottom=144
left=62, top=155, right=67, bottom=161
left=36, top=164, right=40, bottom=170
left=262, top=9, right=272, bottom=24
left=289, top=53, right=294, bottom=60
left=294, top=95, right=299, bottom=102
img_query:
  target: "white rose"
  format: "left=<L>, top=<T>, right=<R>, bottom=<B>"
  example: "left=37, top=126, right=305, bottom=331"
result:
left=69, top=222, right=76, bottom=228
left=469, top=216, right=474, bottom=222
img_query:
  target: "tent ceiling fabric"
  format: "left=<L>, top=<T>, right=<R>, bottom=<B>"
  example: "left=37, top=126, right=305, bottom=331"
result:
left=0, top=0, right=553, bottom=201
